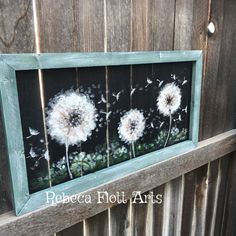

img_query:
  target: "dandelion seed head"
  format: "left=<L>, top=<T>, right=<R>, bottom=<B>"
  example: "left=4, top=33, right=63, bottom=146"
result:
left=47, top=90, right=97, bottom=146
left=118, top=109, right=145, bottom=144
left=157, top=83, right=181, bottom=116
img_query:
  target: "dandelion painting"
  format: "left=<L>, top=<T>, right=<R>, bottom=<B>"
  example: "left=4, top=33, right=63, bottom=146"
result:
left=47, top=90, right=97, bottom=179
left=16, top=61, right=192, bottom=193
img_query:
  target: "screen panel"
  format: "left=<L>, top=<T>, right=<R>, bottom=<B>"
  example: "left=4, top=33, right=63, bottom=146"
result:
left=16, top=62, right=192, bottom=193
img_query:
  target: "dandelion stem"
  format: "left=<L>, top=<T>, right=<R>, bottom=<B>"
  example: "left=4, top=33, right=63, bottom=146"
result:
left=131, top=142, right=136, bottom=158
left=81, top=161, right=83, bottom=177
left=164, top=112, right=172, bottom=148
left=65, top=138, right=73, bottom=179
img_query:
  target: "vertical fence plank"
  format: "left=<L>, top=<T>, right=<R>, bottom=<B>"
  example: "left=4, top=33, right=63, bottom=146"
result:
left=106, top=1, right=132, bottom=235
left=174, top=0, right=209, bottom=51
left=37, top=0, right=75, bottom=52
left=150, top=0, right=176, bottom=235
left=110, top=203, right=131, bottom=236
left=204, top=159, right=220, bottom=236
left=152, top=185, right=165, bottom=236
left=213, top=155, right=231, bottom=236
left=161, top=177, right=184, bottom=236
left=199, top=0, right=224, bottom=140
left=131, top=0, right=151, bottom=51
left=76, top=0, right=105, bottom=52
left=132, top=1, right=163, bottom=235
left=220, top=154, right=236, bottom=236
left=86, top=211, right=109, bottom=236
left=151, top=0, right=175, bottom=50
left=37, top=1, right=85, bottom=234
left=174, top=1, right=211, bottom=236
left=132, top=195, right=149, bottom=236
left=0, top=0, right=35, bottom=214
left=107, top=0, right=131, bottom=52
left=75, top=0, right=106, bottom=235
left=212, top=0, right=236, bottom=135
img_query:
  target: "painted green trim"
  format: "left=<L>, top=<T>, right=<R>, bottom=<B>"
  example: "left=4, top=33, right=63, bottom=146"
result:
left=189, top=53, right=203, bottom=145
left=1, top=51, right=202, bottom=70
left=0, top=60, right=29, bottom=215
left=0, top=51, right=203, bottom=216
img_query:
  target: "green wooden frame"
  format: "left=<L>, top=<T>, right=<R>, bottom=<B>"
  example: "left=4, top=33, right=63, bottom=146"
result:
left=0, top=51, right=203, bottom=216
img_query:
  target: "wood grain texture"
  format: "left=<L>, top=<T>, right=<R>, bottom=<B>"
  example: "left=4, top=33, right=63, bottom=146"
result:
left=0, top=0, right=35, bottom=53
left=0, top=130, right=235, bottom=235
left=174, top=2, right=211, bottom=236
left=106, top=1, right=132, bottom=235
left=37, top=0, right=75, bottom=52
left=199, top=0, right=225, bottom=140
left=131, top=1, right=175, bottom=234
left=213, top=155, right=231, bottom=236
left=107, top=0, right=131, bottom=52
left=151, top=0, right=175, bottom=50
left=86, top=211, right=108, bottom=236
left=132, top=192, right=149, bottom=236
left=110, top=202, right=131, bottom=236
left=57, top=222, right=83, bottom=236
left=220, top=153, right=236, bottom=236
left=38, top=0, right=105, bottom=53
left=174, top=0, right=209, bottom=50
left=152, top=185, right=165, bottom=236
left=204, top=159, right=221, bottom=236
left=76, top=0, right=104, bottom=52
left=0, top=0, right=35, bottom=215
left=161, top=177, right=184, bottom=236
left=212, top=0, right=236, bottom=136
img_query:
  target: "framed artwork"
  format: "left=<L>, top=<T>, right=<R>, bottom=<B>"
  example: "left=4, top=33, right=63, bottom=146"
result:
left=0, top=51, right=202, bottom=215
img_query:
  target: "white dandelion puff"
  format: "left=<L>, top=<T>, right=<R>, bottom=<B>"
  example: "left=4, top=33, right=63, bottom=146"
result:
left=118, top=109, right=145, bottom=158
left=157, top=83, right=181, bottom=116
left=157, top=83, right=182, bottom=147
left=47, top=90, right=97, bottom=179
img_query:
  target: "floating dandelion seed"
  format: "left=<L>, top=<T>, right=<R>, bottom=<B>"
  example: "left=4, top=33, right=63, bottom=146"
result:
left=130, top=88, right=136, bottom=96
left=171, top=74, right=178, bottom=80
left=182, top=79, right=188, bottom=85
left=98, top=94, right=107, bottom=104
left=159, top=121, right=165, bottom=128
left=182, top=106, right=188, bottom=113
left=26, top=127, right=40, bottom=139
left=118, top=109, right=145, bottom=158
left=112, top=90, right=123, bottom=101
left=101, top=111, right=112, bottom=121
left=145, top=77, right=153, bottom=88
left=157, top=83, right=181, bottom=147
left=29, top=147, right=38, bottom=158
left=47, top=90, right=97, bottom=179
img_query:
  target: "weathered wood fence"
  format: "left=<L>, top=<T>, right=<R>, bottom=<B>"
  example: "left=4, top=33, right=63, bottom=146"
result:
left=0, top=0, right=236, bottom=235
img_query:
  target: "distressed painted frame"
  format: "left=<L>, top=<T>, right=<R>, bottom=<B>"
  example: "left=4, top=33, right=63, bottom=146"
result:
left=0, top=51, right=203, bottom=216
